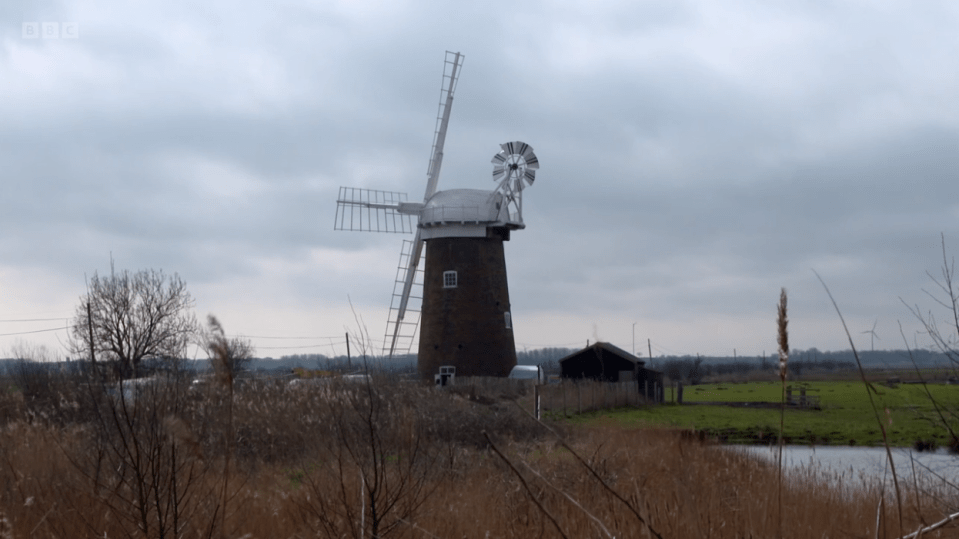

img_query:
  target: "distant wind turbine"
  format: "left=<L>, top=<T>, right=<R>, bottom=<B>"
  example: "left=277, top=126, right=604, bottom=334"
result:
left=861, top=320, right=881, bottom=352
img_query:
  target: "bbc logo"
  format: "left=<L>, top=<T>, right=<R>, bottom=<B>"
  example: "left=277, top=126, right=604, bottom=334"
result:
left=22, top=22, right=79, bottom=39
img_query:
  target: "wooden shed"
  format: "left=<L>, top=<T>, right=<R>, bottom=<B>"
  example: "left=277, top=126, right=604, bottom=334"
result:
left=559, top=341, right=663, bottom=403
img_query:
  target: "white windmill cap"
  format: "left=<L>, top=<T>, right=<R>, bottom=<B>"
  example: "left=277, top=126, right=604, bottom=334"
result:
left=420, top=189, right=503, bottom=226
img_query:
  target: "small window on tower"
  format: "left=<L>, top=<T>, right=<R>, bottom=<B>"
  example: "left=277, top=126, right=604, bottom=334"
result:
left=443, top=271, right=458, bottom=288
left=504, top=311, right=512, bottom=329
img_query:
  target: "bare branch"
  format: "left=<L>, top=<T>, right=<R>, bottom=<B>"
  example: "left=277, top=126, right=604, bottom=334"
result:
left=814, top=270, right=904, bottom=537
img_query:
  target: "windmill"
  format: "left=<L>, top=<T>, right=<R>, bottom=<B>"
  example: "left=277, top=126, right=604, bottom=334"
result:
left=334, top=51, right=540, bottom=379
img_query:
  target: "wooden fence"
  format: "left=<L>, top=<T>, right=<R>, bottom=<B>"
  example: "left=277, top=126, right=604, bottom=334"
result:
left=448, top=377, right=654, bottom=416
left=536, top=381, right=650, bottom=416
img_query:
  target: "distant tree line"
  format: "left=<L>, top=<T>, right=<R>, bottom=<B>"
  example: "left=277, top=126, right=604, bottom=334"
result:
left=517, top=347, right=576, bottom=374
left=5, top=344, right=947, bottom=382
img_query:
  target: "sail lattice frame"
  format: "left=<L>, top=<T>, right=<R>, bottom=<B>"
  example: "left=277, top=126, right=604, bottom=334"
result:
left=383, top=239, right=423, bottom=356
left=334, top=187, right=414, bottom=233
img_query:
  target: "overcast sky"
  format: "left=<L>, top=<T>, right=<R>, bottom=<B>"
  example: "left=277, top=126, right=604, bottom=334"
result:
left=2, top=0, right=958, bottom=361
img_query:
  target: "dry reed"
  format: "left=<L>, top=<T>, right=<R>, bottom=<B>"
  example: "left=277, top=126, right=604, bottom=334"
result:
left=0, top=373, right=953, bottom=538
left=777, top=287, right=788, bottom=537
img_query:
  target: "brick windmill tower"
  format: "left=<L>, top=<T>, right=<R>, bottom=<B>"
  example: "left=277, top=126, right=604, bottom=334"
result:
left=334, top=51, right=540, bottom=379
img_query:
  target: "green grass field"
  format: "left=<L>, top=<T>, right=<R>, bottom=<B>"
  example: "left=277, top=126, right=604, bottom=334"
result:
left=574, top=381, right=959, bottom=447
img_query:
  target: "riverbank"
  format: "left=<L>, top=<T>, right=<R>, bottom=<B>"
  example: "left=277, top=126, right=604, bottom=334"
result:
left=735, top=444, right=959, bottom=487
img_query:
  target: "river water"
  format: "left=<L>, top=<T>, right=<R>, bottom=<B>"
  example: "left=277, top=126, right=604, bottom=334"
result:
left=731, top=445, right=959, bottom=490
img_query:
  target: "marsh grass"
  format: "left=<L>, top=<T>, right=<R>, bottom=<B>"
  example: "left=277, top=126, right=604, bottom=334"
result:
left=1, top=371, right=954, bottom=538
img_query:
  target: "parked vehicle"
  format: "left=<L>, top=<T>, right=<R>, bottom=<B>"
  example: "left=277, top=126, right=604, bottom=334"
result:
left=508, top=365, right=545, bottom=384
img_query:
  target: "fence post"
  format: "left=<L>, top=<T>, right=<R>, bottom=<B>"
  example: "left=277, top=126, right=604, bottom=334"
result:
left=535, top=384, right=541, bottom=420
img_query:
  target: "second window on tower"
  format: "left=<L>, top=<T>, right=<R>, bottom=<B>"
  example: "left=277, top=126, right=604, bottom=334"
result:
left=443, top=270, right=458, bottom=288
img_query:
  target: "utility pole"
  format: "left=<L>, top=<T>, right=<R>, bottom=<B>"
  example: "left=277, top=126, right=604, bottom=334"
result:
left=345, top=332, right=351, bottom=369
left=86, top=301, right=95, bottom=364
left=632, top=322, right=637, bottom=356
left=648, top=338, right=653, bottom=362
left=87, top=300, right=97, bottom=381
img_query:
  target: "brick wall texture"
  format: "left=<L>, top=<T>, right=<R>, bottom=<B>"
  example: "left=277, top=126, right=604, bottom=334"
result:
left=418, top=235, right=518, bottom=379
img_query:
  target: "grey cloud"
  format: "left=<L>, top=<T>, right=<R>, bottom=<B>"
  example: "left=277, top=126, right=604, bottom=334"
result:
left=2, top=0, right=958, bottom=356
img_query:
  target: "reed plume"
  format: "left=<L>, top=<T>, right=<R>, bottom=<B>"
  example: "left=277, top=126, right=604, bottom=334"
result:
left=776, top=287, right=788, bottom=538
left=204, top=315, right=238, bottom=539
left=778, top=289, right=788, bottom=382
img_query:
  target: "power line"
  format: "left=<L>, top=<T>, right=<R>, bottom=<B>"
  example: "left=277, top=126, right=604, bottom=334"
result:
left=515, top=340, right=585, bottom=349
left=256, top=344, right=346, bottom=351
left=649, top=341, right=681, bottom=356
left=228, top=334, right=346, bottom=340
left=0, top=318, right=71, bottom=323
left=0, top=326, right=72, bottom=337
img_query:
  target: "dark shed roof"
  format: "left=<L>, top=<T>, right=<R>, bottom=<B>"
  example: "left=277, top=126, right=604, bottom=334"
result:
left=559, top=342, right=648, bottom=382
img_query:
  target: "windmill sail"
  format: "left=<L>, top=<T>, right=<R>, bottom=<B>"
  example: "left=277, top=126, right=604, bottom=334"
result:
left=385, top=51, right=464, bottom=358
left=383, top=239, right=423, bottom=356
left=334, top=187, right=415, bottom=233
left=424, top=51, right=463, bottom=199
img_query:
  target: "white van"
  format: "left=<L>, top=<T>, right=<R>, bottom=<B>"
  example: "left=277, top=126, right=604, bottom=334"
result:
left=508, top=365, right=545, bottom=384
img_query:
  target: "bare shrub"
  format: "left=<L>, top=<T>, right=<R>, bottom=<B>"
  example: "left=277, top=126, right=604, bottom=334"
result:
left=8, top=343, right=61, bottom=403
left=74, top=376, right=217, bottom=538
left=295, top=379, right=442, bottom=537
left=902, top=235, right=959, bottom=449
left=2, top=342, right=92, bottom=426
